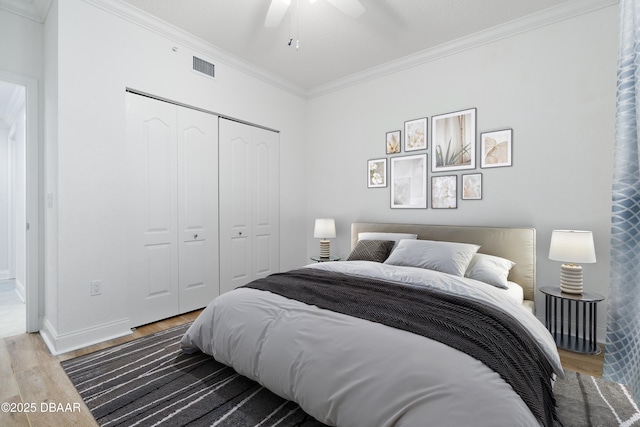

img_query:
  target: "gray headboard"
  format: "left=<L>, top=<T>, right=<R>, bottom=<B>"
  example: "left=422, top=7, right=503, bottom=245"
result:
left=351, top=223, right=536, bottom=302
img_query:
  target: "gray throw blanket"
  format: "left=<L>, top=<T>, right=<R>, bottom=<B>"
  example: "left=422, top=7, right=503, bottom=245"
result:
left=244, top=268, right=561, bottom=427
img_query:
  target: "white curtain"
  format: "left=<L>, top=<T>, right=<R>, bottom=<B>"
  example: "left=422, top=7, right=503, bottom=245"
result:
left=604, top=0, right=640, bottom=405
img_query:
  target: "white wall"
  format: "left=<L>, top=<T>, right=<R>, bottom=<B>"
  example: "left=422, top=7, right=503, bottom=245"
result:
left=306, top=5, right=617, bottom=336
left=42, top=0, right=308, bottom=352
left=0, top=127, right=8, bottom=277
left=11, top=108, right=27, bottom=297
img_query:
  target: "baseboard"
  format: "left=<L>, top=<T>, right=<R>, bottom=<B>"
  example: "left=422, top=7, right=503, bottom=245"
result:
left=40, top=317, right=133, bottom=356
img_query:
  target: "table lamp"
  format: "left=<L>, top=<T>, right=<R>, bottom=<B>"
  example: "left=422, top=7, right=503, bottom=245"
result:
left=548, top=230, right=596, bottom=294
left=314, top=218, right=336, bottom=258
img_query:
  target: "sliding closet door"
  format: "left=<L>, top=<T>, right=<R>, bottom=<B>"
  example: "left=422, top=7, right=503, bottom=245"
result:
left=219, top=119, right=279, bottom=294
left=177, top=107, right=219, bottom=313
left=126, top=93, right=219, bottom=327
left=126, top=93, right=179, bottom=326
left=252, top=126, right=280, bottom=280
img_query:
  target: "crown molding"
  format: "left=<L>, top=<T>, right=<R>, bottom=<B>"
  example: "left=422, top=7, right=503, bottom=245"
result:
left=81, top=0, right=617, bottom=101
left=306, top=0, right=619, bottom=99
left=0, top=0, right=52, bottom=23
left=82, top=0, right=308, bottom=99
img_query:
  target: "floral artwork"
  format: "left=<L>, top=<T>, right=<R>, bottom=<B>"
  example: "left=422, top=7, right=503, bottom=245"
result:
left=431, top=108, right=476, bottom=172
left=462, top=173, right=482, bottom=200
left=391, top=154, right=427, bottom=208
left=386, top=130, right=401, bottom=154
left=431, top=175, right=457, bottom=208
left=367, top=158, right=387, bottom=188
left=404, top=118, right=427, bottom=152
left=481, top=129, right=512, bottom=168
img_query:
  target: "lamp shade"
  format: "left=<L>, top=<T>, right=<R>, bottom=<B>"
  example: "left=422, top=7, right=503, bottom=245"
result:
left=314, top=218, right=336, bottom=239
left=549, top=230, right=596, bottom=263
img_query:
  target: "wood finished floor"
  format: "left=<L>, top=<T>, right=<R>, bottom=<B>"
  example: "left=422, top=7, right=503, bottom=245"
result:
left=0, top=310, right=604, bottom=427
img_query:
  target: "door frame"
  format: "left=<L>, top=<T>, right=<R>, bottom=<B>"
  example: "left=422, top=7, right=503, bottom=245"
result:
left=0, top=70, right=40, bottom=333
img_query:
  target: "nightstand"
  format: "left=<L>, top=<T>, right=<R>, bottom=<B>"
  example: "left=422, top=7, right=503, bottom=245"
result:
left=540, top=286, right=604, bottom=354
left=310, top=256, right=341, bottom=262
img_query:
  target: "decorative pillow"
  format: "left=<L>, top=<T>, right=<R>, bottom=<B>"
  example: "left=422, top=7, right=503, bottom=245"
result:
left=358, top=232, right=418, bottom=249
left=464, top=253, right=515, bottom=289
left=383, top=239, right=480, bottom=276
left=347, top=240, right=396, bottom=263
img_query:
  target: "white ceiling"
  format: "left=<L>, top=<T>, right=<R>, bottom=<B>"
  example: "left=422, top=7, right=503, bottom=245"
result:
left=120, top=0, right=605, bottom=93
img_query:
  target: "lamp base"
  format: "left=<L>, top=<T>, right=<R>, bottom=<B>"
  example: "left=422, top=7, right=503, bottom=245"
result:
left=560, top=263, right=583, bottom=294
left=319, top=239, right=330, bottom=258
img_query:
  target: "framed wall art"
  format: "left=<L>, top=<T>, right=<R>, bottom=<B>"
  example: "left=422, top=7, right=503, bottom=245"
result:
left=386, top=130, right=401, bottom=154
left=367, top=158, right=387, bottom=188
left=431, top=108, right=476, bottom=172
left=481, top=129, right=512, bottom=168
left=390, top=154, right=427, bottom=209
left=431, top=175, right=457, bottom=209
left=404, top=117, right=427, bottom=152
left=462, top=173, right=482, bottom=200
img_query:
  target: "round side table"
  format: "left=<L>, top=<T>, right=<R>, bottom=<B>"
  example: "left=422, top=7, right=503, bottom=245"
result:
left=540, top=286, right=604, bottom=354
left=310, top=256, right=341, bottom=262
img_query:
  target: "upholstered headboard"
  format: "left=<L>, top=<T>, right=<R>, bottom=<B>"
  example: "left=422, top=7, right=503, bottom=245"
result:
left=351, top=223, right=536, bottom=302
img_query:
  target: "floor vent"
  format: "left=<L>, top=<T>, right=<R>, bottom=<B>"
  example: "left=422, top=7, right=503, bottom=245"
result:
left=193, top=56, right=215, bottom=78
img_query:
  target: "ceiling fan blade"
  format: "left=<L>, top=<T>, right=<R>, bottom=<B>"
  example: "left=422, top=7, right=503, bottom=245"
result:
left=265, top=0, right=291, bottom=27
left=325, top=0, right=365, bottom=18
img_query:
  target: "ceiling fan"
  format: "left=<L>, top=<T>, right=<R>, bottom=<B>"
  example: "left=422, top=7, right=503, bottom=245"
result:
left=265, top=0, right=365, bottom=28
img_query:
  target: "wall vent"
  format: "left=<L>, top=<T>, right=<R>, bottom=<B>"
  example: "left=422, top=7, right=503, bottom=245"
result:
left=193, top=56, right=215, bottom=78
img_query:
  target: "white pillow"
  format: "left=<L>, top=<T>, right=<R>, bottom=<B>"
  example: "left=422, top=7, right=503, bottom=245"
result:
left=384, top=239, right=480, bottom=276
left=464, top=253, right=515, bottom=289
left=358, top=232, right=418, bottom=249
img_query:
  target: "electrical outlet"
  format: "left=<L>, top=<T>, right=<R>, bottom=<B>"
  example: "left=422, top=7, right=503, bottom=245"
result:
left=90, top=280, right=102, bottom=296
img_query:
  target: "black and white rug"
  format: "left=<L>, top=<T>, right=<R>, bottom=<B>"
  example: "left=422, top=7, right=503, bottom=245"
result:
left=62, top=322, right=640, bottom=427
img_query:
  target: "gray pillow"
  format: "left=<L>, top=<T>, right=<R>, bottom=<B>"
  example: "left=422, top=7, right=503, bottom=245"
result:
left=384, top=239, right=480, bottom=276
left=347, top=240, right=396, bottom=263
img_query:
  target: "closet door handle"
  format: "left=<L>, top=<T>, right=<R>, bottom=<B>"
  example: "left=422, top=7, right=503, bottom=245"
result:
left=238, top=232, right=243, bottom=236
left=194, top=233, right=198, bottom=239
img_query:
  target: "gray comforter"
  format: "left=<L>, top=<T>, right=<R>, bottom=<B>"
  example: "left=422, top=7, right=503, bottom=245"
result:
left=181, top=261, right=563, bottom=427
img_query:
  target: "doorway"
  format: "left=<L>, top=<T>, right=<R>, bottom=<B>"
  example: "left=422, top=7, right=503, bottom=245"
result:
left=0, top=70, right=39, bottom=337
left=0, top=79, right=26, bottom=338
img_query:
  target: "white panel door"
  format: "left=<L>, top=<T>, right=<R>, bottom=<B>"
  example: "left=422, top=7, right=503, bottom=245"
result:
left=253, top=127, right=279, bottom=280
left=177, top=107, right=219, bottom=313
left=219, top=119, right=253, bottom=294
left=126, top=93, right=179, bottom=327
left=219, top=119, right=279, bottom=294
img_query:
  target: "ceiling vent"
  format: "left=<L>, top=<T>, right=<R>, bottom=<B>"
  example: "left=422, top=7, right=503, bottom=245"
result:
left=193, top=56, right=215, bottom=78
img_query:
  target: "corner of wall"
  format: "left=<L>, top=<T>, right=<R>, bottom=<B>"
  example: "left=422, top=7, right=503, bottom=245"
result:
left=39, top=316, right=132, bottom=356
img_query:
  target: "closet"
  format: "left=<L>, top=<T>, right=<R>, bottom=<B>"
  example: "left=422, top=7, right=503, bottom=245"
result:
left=126, top=93, right=219, bottom=327
left=219, top=118, right=280, bottom=294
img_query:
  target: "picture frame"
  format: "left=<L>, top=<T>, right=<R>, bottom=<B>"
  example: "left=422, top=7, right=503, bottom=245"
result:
left=386, top=130, right=401, bottom=154
left=462, top=173, right=482, bottom=200
left=431, top=108, right=476, bottom=172
left=431, top=175, right=457, bottom=209
left=404, top=117, right=427, bottom=152
left=367, top=158, right=387, bottom=188
left=390, top=154, right=427, bottom=209
left=481, top=129, right=512, bottom=168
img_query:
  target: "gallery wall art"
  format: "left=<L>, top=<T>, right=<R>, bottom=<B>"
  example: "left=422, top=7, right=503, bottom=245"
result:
left=367, top=107, right=512, bottom=210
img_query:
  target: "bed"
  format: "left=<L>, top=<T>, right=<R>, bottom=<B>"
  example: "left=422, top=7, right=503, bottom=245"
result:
left=181, top=222, right=563, bottom=427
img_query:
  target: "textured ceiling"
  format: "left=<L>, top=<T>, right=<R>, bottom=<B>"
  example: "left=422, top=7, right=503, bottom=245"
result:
left=122, top=0, right=578, bottom=90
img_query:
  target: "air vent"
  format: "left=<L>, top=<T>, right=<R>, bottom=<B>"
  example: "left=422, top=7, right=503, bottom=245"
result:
left=193, top=56, right=215, bottom=78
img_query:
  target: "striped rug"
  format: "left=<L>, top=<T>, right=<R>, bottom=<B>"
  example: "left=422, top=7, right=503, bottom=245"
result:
left=62, top=322, right=640, bottom=427
left=61, top=323, right=326, bottom=426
